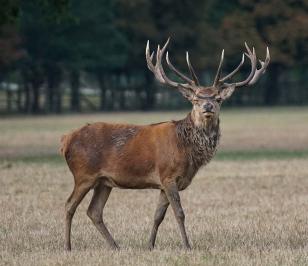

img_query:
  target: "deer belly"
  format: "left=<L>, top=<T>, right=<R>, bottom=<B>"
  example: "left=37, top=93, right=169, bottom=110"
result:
left=99, top=163, right=161, bottom=189
left=102, top=172, right=161, bottom=189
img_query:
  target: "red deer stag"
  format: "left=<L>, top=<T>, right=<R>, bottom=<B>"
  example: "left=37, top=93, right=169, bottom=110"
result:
left=61, top=38, right=270, bottom=251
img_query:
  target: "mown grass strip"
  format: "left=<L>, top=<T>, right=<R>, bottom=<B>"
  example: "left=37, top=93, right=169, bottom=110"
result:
left=2, top=154, right=63, bottom=164
left=1, top=149, right=308, bottom=164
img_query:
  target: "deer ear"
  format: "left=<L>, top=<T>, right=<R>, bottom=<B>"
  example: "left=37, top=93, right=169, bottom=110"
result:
left=219, top=85, right=235, bottom=100
left=178, top=87, right=195, bottom=101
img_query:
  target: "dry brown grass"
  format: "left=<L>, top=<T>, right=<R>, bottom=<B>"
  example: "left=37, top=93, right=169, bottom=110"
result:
left=1, top=159, right=308, bottom=265
left=1, top=107, right=308, bottom=159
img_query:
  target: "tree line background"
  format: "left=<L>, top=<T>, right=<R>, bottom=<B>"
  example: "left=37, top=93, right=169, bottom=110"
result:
left=0, top=0, right=307, bottom=114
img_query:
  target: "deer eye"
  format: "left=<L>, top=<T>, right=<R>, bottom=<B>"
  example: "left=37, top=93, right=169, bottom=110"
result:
left=216, top=97, right=222, bottom=103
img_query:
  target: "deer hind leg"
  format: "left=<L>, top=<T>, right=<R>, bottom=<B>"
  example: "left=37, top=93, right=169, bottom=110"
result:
left=65, top=180, right=93, bottom=251
left=163, top=181, right=191, bottom=250
left=148, top=190, right=169, bottom=250
left=87, top=182, right=119, bottom=250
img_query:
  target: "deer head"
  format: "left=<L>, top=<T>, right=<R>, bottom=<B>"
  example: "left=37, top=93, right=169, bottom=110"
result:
left=146, top=38, right=270, bottom=127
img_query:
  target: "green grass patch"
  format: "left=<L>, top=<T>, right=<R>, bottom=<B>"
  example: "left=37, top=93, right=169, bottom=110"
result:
left=215, top=149, right=308, bottom=160
left=2, top=149, right=308, bottom=165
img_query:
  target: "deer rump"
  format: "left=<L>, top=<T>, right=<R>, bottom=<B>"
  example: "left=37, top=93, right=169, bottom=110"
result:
left=61, top=122, right=192, bottom=190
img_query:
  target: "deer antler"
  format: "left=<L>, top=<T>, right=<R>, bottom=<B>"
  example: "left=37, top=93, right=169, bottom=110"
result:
left=214, top=43, right=270, bottom=89
left=186, top=52, right=200, bottom=86
left=146, top=38, right=200, bottom=90
left=146, top=39, right=270, bottom=93
left=247, top=47, right=270, bottom=85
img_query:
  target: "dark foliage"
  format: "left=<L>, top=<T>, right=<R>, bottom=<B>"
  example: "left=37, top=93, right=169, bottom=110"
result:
left=0, top=0, right=307, bottom=113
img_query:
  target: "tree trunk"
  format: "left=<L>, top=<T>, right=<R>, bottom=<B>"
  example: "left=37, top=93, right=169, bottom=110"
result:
left=31, top=81, right=40, bottom=113
left=119, top=89, right=125, bottom=110
left=97, top=70, right=107, bottom=111
left=24, top=81, right=31, bottom=113
left=17, top=82, right=22, bottom=112
left=21, top=69, right=31, bottom=113
left=55, top=85, right=62, bottom=113
left=70, top=69, right=80, bottom=112
left=264, top=63, right=281, bottom=105
left=47, top=80, right=54, bottom=112
left=6, top=89, right=12, bottom=112
left=46, top=65, right=62, bottom=113
left=28, top=65, right=44, bottom=114
left=107, top=74, right=116, bottom=111
left=110, top=88, right=115, bottom=110
left=142, top=73, right=155, bottom=110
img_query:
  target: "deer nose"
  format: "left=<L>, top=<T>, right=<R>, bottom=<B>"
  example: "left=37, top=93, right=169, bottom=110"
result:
left=203, top=103, right=214, bottom=112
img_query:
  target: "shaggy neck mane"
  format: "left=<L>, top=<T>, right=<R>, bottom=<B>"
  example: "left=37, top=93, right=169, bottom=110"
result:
left=175, top=112, right=221, bottom=170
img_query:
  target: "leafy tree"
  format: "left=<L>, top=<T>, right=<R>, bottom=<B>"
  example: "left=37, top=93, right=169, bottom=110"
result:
left=68, top=0, right=129, bottom=110
left=0, top=0, right=19, bottom=26
left=0, top=0, right=70, bottom=26
left=1, top=0, right=307, bottom=113
left=219, top=0, right=308, bottom=104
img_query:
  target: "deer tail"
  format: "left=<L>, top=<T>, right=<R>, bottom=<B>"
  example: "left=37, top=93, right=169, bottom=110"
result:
left=60, top=133, right=73, bottom=157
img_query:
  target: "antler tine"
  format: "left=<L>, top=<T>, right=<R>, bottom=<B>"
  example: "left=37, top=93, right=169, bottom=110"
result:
left=244, top=42, right=252, bottom=56
left=186, top=51, right=200, bottom=86
left=145, top=40, right=154, bottom=72
left=222, top=43, right=257, bottom=88
left=145, top=38, right=189, bottom=88
left=156, top=44, right=160, bottom=64
left=219, top=53, right=245, bottom=83
left=248, top=46, right=270, bottom=85
left=165, top=51, right=194, bottom=84
left=156, top=38, right=170, bottom=66
left=145, top=41, right=165, bottom=83
left=156, top=39, right=183, bottom=87
left=213, top=49, right=225, bottom=86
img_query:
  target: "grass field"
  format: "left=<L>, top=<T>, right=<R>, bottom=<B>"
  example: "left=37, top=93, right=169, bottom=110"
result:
left=1, top=107, right=308, bottom=265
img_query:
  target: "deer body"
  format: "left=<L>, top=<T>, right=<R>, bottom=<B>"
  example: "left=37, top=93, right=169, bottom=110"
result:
left=62, top=113, right=220, bottom=191
left=63, top=39, right=269, bottom=251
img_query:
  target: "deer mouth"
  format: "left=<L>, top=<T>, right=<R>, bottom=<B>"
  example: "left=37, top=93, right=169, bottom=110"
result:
left=203, top=111, right=214, bottom=118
